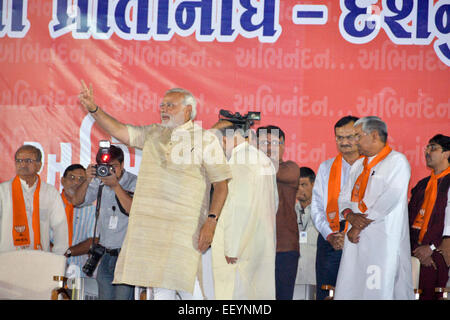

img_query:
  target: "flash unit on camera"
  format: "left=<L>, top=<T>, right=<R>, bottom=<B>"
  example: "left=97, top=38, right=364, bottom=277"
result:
left=101, top=153, right=111, bottom=163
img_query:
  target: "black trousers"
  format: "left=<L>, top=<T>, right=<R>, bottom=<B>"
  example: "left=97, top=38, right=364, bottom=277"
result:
left=275, top=250, right=300, bottom=300
left=315, top=221, right=346, bottom=300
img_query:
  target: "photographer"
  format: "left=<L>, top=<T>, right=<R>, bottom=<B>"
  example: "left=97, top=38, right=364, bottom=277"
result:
left=72, top=145, right=137, bottom=300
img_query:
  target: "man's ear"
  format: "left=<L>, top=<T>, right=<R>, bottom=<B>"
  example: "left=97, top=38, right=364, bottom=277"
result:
left=370, top=130, right=379, bottom=141
left=185, top=104, right=192, bottom=120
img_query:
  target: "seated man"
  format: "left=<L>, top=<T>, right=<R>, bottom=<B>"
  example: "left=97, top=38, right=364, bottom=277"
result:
left=0, top=145, right=68, bottom=254
left=60, top=164, right=96, bottom=278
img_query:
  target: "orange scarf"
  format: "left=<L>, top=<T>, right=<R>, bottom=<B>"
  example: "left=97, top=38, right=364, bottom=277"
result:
left=61, top=191, right=74, bottom=247
left=11, top=175, right=42, bottom=250
left=326, top=154, right=348, bottom=233
left=412, top=166, right=450, bottom=244
left=351, top=144, right=392, bottom=213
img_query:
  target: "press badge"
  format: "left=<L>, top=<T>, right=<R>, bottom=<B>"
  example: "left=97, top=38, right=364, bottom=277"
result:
left=108, top=215, right=118, bottom=230
left=300, top=231, right=308, bottom=244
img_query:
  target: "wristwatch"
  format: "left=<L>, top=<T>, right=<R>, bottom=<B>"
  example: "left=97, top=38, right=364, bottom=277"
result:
left=429, top=244, right=436, bottom=251
left=208, top=213, right=218, bottom=221
left=65, top=248, right=72, bottom=258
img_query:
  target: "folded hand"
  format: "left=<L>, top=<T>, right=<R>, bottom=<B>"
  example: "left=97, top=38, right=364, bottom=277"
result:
left=347, top=227, right=361, bottom=244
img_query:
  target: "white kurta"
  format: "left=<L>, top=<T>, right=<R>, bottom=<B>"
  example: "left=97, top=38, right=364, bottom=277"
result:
left=334, top=150, right=414, bottom=300
left=211, top=142, right=277, bottom=300
left=0, top=178, right=68, bottom=255
left=295, top=203, right=318, bottom=285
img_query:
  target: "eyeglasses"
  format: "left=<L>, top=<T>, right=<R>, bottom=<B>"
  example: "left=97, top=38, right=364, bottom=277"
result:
left=335, top=135, right=356, bottom=142
left=159, top=102, right=179, bottom=110
left=66, top=175, right=86, bottom=183
left=15, top=158, right=39, bottom=164
left=259, top=140, right=284, bottom=145
left=424, top=144, right=442, bottom=152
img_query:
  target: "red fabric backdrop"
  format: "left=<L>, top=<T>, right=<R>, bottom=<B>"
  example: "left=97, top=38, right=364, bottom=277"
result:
left=0, top=0, right=449, bottom=192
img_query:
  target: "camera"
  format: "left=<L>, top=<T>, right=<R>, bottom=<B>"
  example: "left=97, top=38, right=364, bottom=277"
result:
left=218, top=109, right=261, bottom=137
left=82, top=243, right=105, bottom=277
left=94, top=140, right=113, bottom=177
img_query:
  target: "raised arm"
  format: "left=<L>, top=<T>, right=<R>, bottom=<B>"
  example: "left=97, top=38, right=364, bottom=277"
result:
left=78, top=80, right=130, bottom=146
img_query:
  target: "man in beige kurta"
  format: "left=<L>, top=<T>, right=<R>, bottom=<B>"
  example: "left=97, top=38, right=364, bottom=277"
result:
left=115, top=120, right=231, bottom=294
left=78, top=84, right=231, bottom=298
left=211, top=123, right=277, bottom=299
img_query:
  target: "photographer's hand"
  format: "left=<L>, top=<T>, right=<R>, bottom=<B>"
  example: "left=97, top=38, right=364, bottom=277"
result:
left=100, top=170, right=133, bottom=215
left=71, top=168, right=93, bottom=206
left=85, top=164, right=96, bottom=184
left=100, top=173, right=119, bottom=188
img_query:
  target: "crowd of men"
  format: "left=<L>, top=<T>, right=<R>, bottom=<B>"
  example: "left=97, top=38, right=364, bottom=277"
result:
left=0, top=83, right=448, bottom=300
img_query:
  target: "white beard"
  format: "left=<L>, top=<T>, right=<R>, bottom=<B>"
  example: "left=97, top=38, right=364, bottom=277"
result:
left=160, top=109, right=186, bottom=128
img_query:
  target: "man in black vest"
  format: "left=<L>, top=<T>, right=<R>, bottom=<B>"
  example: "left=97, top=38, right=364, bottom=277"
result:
left=408, top=134, right=450, bottom=300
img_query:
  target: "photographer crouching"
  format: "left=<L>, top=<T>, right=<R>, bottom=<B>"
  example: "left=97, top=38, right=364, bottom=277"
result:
left=72, top=143, right=137, bottom=300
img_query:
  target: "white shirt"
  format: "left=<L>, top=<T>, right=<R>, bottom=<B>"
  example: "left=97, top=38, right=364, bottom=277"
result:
left=444, top=188, right=450, bottom=236
left=310, top=156, right=352, bottom=239
left=295, top=203, right=318, bottom=285
left=334, top=150, right=414, bottom=300
left=0, top=178, right=68, bottom=255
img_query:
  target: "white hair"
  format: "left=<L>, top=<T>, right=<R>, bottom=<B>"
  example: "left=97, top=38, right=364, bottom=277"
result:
left=165, top=88, right=197, bottom=120
left=354, top=116, right=388, bottom=143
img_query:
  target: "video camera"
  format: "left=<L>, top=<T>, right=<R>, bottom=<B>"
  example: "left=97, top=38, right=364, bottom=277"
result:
left=93, top=140, right=113, bottom=177
left=218, top=109, right=261, bottom=137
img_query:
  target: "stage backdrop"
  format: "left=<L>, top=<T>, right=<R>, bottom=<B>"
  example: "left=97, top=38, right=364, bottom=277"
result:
left=0, top=0, right=449, bottom=192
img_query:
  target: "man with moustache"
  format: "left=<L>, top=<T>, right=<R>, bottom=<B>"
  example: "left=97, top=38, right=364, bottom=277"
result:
left=408, top=134, right=450, bottom=300
left=0, top=145, right=68, bottom=254
left=335, top=116, right=413, bottom=300
left=78, top=82, right=231, bottom=299
left=310, top=116, right=360, bottom=300
left=60, top=164, right=96, bottom=278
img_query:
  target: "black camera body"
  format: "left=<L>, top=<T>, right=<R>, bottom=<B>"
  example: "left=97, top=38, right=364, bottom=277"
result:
left=82, top=243, right=105, bottom=277
left=95, top=140, right=113, bottom=177
left=93, top=164, right=113, bottom=177
left=219, top=109, right=261, bottom=137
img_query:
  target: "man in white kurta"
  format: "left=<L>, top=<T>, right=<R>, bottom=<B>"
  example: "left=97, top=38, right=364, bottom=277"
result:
left=0, top=145, right=68, bottom=255
left=211, top=124, right=277, bottom=299
left=334, top=116, right=414, bottom=300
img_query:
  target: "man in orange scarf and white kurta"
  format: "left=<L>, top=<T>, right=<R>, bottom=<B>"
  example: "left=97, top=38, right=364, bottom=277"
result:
left=0, top=145, right=68, bottom=255
left=211, top=121, right=278, bottom=299
left=335, top=116, right=414, bottom=300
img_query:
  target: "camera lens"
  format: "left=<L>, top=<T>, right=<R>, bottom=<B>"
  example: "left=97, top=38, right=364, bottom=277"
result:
left=96, top=165, right=110, bottom=177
